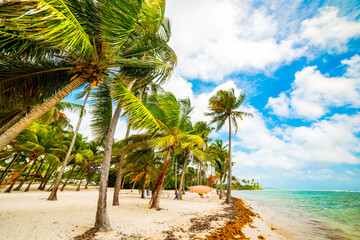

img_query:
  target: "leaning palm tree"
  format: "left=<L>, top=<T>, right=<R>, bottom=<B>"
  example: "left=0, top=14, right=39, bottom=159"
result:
left=120, top=92, right=204, bottom=209
left=205, top=89, right=253, bottom=203
left=0, top=0, right=173, bottom=151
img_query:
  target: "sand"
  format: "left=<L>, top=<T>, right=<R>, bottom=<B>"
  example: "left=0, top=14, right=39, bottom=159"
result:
left=0, top=185, right=285, bottom=239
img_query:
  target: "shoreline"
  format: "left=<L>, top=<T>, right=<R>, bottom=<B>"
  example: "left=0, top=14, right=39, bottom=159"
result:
left=0, top=185, right=284, bottom=239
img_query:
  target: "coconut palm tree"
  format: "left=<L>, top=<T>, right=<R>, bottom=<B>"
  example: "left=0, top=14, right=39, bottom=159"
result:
left=205, top=90, right=253, bottom=203
left=3, top=123, right=65, bottom=191
left=0, top=0, right=174, bottom=151
left=76, top=140, right=102, bottom=191
left=119, top=92, right=204, bottom=208
left=209, top=140, right=229, bottom=199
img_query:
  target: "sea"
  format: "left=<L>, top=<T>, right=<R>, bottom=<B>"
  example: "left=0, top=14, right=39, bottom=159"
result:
left=234, top=189, right=360, bottom=240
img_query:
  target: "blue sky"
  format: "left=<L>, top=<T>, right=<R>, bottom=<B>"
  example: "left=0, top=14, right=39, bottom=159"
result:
left=65, top=0, right=360, bottom=190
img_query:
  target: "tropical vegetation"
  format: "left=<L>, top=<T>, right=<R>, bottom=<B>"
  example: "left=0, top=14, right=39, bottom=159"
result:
left=0, top=0, right=258, bottom=233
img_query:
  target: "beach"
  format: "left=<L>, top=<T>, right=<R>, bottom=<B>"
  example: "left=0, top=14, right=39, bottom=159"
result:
left=0, top=185, right=283, bottom=240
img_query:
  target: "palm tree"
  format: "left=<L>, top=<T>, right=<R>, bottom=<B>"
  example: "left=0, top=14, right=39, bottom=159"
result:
left=0, top=0, right=173, bottom=151
left=205, top=89, right=252, bottom=203
left=76, top=141, right=102, bottom=191
left=209, top=140, right=228, bottom=199
left=120, top=149, right=158, bottom=198
left=120, top=92, right=204, bottom=208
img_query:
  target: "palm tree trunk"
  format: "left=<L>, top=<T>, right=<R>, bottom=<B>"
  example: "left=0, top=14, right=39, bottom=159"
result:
left=113, top=122, right=131, bottom=205
left=131, top=181, right=136, bottom=192
left=150, top=149, right=171, bottom=209
left=60, top=163, right=76, bottom=191
left=40, top=168, right=55, bottom=190
left=85, top=170, right=94, bottom=189
left=4, top=164, right=29, bottom=192
left=0, top=154, right=20, bottom=185
left=113, top=85, right=145, bottom=205
left=0, top=107, right=29, bottom=135
left=48, top=88, right=91, bottom=201
left=178, top=154, right=188, bottom=200
left=39, top=165, right=52, bottom=189
left=0, top=77, right=85, bottom=151
left=174, top=158, right=178, bottom=195
left=76, top=168, right=87, bottom=191
left=47, top=181, right=55, bottom=191
left=219, top=179, right=223, bottom=199
left=225, top=117, right=232, bottom=204
left=121, top=176, right=126, bottom=190
left=14, top=157, right=38, bottom=191
left=4, top=177, right=18, bottom=193
left=25, top=158, right=45, bottom=191
left=95, top=81, right=136, bottom=231
left=141, top=167, right=147, bottom=199
left=197, top=162, right=200, bottom=185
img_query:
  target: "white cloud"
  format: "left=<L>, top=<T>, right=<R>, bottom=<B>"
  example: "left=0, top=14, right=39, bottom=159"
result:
left=266, top=55, right=360, bottom=120
left=166, top=2, right=360, bottom=83
left=232, top=113, right=360, bottom=171
left=64, top=104, right=129, bottom=142
left=300, top=7, right=360, bottom=53
left=166, top=77, right=360, bottom=172
left=166, top=0, right=305, bottom=82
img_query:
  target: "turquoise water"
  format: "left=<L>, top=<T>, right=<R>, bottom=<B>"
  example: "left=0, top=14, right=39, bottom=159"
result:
left=234, top=189, right=360, bottom=240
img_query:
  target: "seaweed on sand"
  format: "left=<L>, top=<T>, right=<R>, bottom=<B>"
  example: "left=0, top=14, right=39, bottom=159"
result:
left=205, top=197, right=260, bottom=240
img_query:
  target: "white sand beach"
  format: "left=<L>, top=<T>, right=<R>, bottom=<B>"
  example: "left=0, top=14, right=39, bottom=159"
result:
left=0, top=185, right=284, bottom=239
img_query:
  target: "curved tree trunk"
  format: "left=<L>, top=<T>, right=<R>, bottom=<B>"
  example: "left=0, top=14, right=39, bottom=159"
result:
left=39, top=165, right=52, bottom=189
left=225, top=117, right=232, bottom=204
left=94, top=80, right=135, bottom=231
left=219, top=178, right=223, bottom=199
left=121, top=176, right=126, bottom=190
left=85, top=170, right=94, bottom=189
left=48, top=88, right=91, bottom=200
left=4, top=165, right=29, bottom=192
left=25, top=158, right=45, bottom=191
left=94, top=102, right=122, bottom=231
left=47, top=181, right=55, bottom=191
left=0, top=154, right=20, bottom=185
left=112, top=123, right=131, bottom=205
left=141, top=166, right=147, bottom=199
left=14, top=157, right=38, bottom=191
left=150, top=149, right=171, bottom=209
left=197, top=162, right=200, bottom=185
left=113, top=86, right=144, bottom=205
left=40, top=168, right=55, bottom=190
left=60, top=163, right=76, bottom=191
left=4, top=177, right=18, bottom=193
left=131, top=181, right=136, bottom=192
left=0, top=77, right=86, bottom=151
left=177, top=154, right=188, bottom=200
left=174, top=158, right=177, bottom=195
left=76, top=168, right=87, bottom=191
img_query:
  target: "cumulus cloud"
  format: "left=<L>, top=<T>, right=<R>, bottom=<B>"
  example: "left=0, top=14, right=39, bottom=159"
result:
left=64, top=104, right=129, bottom=142
left=166, top=78, right=360, bottom=172
left=300, top=7, right=360, bottom=53
left=232, top=112, right=360, bottom=172
left=266, top=55, right=360, bottom=120
left=166, top=0, right=305, bottom=82
left=166, top=1, right=360, bottom=82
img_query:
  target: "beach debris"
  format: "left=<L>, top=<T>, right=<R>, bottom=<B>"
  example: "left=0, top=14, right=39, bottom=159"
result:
left=258, top=235, right=265, bottom=239
left=204, top=197, right=258, bottom=240
left=162, top=230, right=178, bottom=240
left=73, top=227, right=98, bottom=240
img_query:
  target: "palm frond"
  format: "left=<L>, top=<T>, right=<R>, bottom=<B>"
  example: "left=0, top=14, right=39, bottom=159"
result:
left=0, top=0, right=96, bottom=60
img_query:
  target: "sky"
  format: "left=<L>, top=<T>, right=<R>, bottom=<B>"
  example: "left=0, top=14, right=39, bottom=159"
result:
left=65, top=0, right=360, bottom=190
